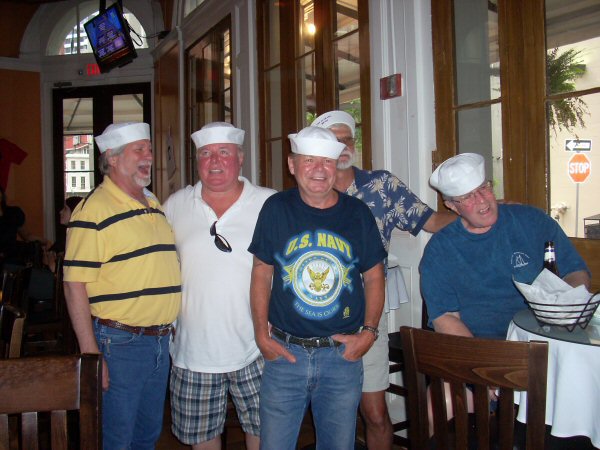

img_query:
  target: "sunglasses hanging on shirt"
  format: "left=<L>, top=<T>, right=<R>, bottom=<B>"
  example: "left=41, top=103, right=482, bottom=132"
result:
left=210, top=221, right=233, bottom=253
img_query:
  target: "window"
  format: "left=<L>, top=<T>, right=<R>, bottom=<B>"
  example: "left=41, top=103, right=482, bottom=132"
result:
left=71, top=177, right=76, bottom=188
left=80, top=160, right=85, bottom=170
left=257, top=0, right=371, bottom=190
left=185, top=18, right=232, bottom=184
left=47, top=1, right=148, bottom=56
left=431, top=0, right=600, bottom=290
left=70, top=160, right=76, bottom=170
left=184, top=0, right=207, bottom=17
left=81, top=177, right=86, bottom=189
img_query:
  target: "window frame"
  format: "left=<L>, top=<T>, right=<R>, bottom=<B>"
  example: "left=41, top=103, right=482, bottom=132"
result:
left=257, top=0, right=371, bottom=189
left=431, top=0, right=599, bottom=291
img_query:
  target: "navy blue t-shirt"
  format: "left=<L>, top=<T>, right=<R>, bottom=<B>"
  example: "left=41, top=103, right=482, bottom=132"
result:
left=420, top=204, right=589, bottom=339
left=249, top=188, right=387, bottom=338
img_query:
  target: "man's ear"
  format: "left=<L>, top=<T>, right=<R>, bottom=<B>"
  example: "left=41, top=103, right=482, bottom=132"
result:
left=444, top=199, right=459, bottom=215
left=106, top=149, right=118, bottom=168
left=287, top=155, right=296, bottom=175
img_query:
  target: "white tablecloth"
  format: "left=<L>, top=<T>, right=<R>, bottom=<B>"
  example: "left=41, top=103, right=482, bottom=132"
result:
left=507, top=321, right=600, bottom=447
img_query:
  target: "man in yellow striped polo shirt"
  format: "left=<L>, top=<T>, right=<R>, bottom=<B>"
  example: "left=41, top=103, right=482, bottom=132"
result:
left=64, top=122, right=182, bottom=450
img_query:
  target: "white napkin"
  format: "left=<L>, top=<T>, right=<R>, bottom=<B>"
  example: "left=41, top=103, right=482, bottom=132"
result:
left=513, top=269, right=596, bottom=324
left=384, top=254, right=409, bottom=313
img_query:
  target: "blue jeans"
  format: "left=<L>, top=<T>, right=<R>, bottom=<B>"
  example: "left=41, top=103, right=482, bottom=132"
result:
left=93, top=320, right=171, bottom=450
left=259, top=336, right=363, bottom=450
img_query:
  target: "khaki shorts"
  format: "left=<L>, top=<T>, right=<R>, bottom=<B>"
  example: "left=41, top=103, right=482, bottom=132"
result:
left=362, top=314, right=390, bottom=392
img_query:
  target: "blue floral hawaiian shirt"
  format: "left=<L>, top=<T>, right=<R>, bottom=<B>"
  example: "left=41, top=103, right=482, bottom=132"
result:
left=346, top=167, right=433, bottom=251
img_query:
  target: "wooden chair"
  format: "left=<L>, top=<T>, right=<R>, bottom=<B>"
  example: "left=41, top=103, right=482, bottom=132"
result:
left=0, top=304, right=26, bottom=358
left=400, top=326, right=548, bottom=450
left=0, top=353, right=102, bottom=449
left=387, top=331, right=410, bottom=448
left=0, top=266, right=32, bottom=310
left=23, top=255, right=77, bottom=355
left=386, top=302, right=433, bottom=448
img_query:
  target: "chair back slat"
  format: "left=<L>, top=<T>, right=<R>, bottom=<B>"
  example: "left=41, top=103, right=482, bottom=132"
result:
left=50, top=410, right=68, bottom=450
left=449, top=382, right=469, bottom=449
left=21, top=412, right=39, bottom=450
left=0, top=354, right=102, bottom=449
left=429, top=378, right=449, bottom=448
left=0, top=415, right=8, bottom=450
left=401, top=326, right=548, bottom=450
left=473, top=385, right=491, bottom=449
left=526, top=344, right=549, bottom=449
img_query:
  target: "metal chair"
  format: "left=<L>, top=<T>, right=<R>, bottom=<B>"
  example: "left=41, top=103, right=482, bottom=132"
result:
left=400, top=326, right=548, bottom=450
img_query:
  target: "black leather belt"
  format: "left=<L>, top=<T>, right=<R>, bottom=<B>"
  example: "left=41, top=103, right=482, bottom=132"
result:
left=271, top=327, right=344, bottom=348
left=93, top=317, right=172, bottom=336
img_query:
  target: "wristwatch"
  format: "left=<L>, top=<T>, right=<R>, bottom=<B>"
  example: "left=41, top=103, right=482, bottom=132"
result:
left=360, top=325, right=379, bottom=340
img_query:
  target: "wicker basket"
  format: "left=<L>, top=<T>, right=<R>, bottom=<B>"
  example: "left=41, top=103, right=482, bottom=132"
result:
left=526, top=292, right=600, bottom=332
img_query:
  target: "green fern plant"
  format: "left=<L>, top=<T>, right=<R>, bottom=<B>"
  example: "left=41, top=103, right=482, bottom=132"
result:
left=546, top=47, right=589, bottom=135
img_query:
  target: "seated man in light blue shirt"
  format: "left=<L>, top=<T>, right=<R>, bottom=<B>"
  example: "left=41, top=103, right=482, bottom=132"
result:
left=420, top=152, right=590, bottom=340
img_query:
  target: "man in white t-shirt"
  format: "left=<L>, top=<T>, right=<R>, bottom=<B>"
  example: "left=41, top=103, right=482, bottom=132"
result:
left=164, top=122, right=275, bottom=450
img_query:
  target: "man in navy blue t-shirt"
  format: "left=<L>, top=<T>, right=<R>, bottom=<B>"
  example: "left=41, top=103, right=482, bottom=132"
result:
left=249, top=126, right=386, bottom=450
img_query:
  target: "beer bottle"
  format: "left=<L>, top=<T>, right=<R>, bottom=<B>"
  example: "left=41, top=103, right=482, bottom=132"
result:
left=543, top=241, right=559, bottom=276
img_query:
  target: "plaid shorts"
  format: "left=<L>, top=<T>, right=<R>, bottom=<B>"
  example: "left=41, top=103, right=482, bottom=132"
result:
left=169, top=357, right=264, bottom=444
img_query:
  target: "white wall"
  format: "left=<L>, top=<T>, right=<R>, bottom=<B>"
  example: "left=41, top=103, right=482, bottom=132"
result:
left=369, top=0, right=436, bottom=332
left=368, top=0, right=436, bottom=428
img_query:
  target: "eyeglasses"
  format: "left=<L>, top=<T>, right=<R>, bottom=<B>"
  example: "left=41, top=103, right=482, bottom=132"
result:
left=451, top=181, right=494, bottom=207
left=337, top=136, right=355, bottom=147
left=210, top=221, right=232, bottom=253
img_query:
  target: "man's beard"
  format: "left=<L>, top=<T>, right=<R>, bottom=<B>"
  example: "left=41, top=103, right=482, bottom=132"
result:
left=134, top=175, right=152, bottom=187
left=134, top=164, right=152, bottom=187
left=337, top=150, right=355, bottom=170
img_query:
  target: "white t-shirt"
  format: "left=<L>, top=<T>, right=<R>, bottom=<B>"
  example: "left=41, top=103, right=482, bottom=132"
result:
left=164, top=177, right=275, bottom=373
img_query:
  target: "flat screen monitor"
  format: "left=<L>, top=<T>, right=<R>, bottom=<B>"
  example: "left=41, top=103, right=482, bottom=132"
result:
left=84, top=3, right=137, bottom=74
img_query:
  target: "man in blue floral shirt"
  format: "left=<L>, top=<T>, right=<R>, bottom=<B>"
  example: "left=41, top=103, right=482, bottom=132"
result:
left=313, top=111, right=455, bottom=450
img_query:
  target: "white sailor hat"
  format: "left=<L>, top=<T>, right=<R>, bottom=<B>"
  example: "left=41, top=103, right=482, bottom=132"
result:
left=191, top=122, right=245, bottom=149
left=430, top=153, right=486, bottom=197
left=95, top=122, right=150, bottom=153
left=288, top=126, right=346, bottom=159
left=311, top=110, right=356, bottom=137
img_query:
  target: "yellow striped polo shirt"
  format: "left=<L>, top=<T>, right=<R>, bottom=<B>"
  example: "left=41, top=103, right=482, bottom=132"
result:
left=64, top=176, right=181, bottom=326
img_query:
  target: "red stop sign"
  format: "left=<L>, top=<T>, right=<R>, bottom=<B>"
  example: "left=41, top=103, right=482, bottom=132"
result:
left=568, top=153, right=591, bottom=183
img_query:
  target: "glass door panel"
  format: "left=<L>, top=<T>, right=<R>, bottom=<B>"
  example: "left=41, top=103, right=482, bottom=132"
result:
left=546, top=0, right=600, bottom=238
left=187, top=19, right=232, bottom=184
left=453, top=0, right=500, bottom=105
left=334, top=31, right=362, bottom=167
left=299, top=0, right=315, bottom=53
left=113, top=94, right=144, bottom=124
left=62, top=98, right=95, bottom=200
left=53, top=83, right=150, bottom=241
left=334, top=0, right=358, bottom=37
left=456, top=103, right=504, bottom=198
left=452, top=0, right=503, bottom=198
left=298, top=53, right=316, bottom=127
left=269, top=140, right=284, bottom=191
left=266, top=68, right=283, bottom=138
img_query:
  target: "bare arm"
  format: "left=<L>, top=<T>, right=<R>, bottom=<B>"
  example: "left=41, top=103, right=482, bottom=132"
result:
left=250, top=256, right=295, bottom=363
left=333, top=262, right=385, bottom=360
left=422, top=211, right=457, bottom=234
left=64, top=281, right=109, bottom=389
left=432, top=311, right=474, bottom=337
left=563, top=270, right=591, bottom=290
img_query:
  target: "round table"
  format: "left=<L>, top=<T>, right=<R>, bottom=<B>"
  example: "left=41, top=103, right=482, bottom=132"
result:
left=507, top=309, right=600, bottom=447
